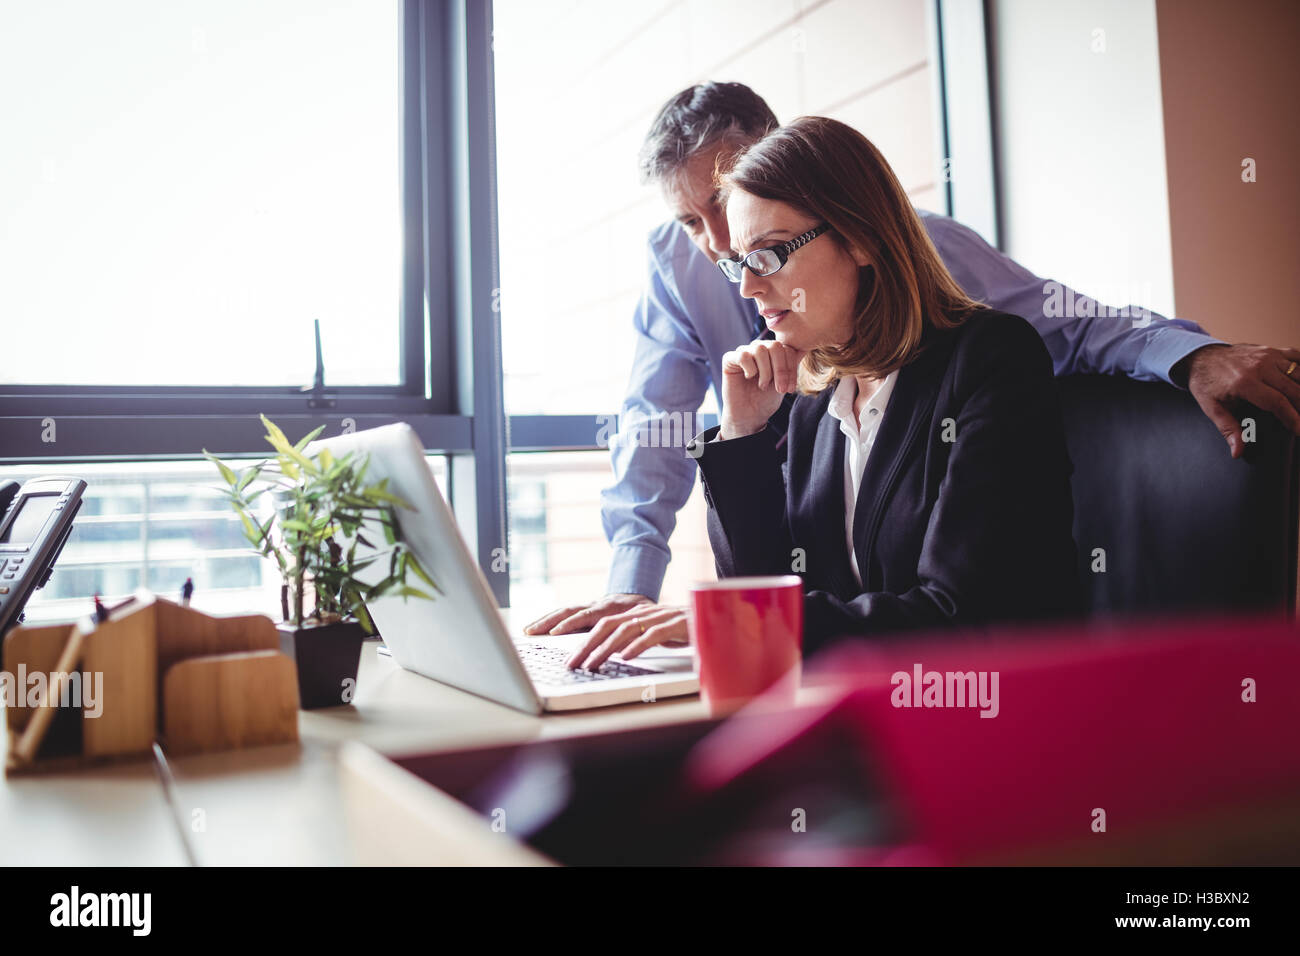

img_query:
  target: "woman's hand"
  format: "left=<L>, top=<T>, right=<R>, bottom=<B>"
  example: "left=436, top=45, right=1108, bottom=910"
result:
left=523, top=593, right=652, bottom=635
left=566, top=604, right=690, bottom=672
left=720, top=340, right=805, bottom=439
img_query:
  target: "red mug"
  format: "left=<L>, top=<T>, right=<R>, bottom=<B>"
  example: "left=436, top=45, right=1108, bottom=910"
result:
left=689, top=575, right=803, bottom=714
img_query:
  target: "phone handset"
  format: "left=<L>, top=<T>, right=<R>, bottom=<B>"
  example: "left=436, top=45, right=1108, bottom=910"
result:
left=0, top=476, right=87, bottom=636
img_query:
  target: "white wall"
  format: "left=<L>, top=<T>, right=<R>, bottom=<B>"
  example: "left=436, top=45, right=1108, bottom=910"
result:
left=990, top=0, right=1176, bottom=316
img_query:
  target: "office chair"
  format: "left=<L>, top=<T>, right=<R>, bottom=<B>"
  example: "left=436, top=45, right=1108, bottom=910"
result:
left=1057, top=375, right=1299, bottom=617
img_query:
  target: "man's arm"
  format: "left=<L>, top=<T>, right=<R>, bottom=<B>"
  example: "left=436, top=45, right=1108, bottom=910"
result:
left=524, top=233, right=712, bottom=636
left=923, top=212, right=1215, bottom=382
left=599, top=256, right=713, bottom=600
left=923, top=213, right=1300, bottom=455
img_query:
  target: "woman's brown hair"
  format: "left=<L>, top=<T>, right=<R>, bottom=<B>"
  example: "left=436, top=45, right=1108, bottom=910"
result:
left=721, top=116, right=985, bottom=391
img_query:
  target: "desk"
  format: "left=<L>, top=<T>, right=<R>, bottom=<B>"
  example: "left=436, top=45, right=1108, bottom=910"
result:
left=2, top=633, right=831, bottom=866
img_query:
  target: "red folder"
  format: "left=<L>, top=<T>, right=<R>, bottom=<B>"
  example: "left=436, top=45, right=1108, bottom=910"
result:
left=681, top=615, right=1300, bottom=864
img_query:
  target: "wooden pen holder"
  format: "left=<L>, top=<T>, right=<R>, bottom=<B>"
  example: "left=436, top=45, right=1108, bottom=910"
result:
left=2, top=590, right=300, bottom=774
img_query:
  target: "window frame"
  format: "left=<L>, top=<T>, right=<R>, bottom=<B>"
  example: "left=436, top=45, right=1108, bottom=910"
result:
left=932, top=0, right=1002, bottom=246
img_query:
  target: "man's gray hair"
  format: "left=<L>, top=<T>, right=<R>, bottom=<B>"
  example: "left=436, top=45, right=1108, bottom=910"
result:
left=638, top=82, right=779, bottom=185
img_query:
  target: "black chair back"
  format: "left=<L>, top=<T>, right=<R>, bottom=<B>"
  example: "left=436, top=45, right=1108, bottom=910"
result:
left=1057, top=375, right=1298, bottom=617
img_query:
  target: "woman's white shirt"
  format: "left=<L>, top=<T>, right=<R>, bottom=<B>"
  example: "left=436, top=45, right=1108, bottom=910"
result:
left=825, top=370, right=900, bottom=587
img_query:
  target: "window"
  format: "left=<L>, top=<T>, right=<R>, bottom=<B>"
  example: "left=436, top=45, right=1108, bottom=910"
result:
left=1, top=0, right=508, bottom=606
left=0, top=0, right=403, bottom=387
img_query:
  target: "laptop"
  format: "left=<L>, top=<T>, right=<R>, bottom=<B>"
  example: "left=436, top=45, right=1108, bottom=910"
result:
left=310, top=423, right=699, bottom=713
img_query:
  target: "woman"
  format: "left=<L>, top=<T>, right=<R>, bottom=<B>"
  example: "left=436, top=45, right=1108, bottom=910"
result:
left=570, top=117, right=1080, bottom=667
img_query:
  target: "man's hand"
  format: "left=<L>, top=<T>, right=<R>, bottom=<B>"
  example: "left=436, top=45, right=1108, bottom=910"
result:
left=1178, top=344, right=1300, bottom=458
left=566, top=604, right=690, bottom=672
left=523, top=593, right=652, bottom=636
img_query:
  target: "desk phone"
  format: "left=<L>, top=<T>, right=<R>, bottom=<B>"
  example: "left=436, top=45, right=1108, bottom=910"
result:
left=0, top=476, right=86, bottom=636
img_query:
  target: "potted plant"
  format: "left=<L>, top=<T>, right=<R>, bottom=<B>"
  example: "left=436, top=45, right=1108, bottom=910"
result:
left=205, top=415, right=438, bottom=708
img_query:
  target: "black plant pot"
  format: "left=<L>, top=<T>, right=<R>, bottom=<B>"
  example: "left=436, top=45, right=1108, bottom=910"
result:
left=277, top=619, right=367, bottom=709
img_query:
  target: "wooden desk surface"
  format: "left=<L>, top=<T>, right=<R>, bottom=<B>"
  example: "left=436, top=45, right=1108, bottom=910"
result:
left=0, top=757, right=190, bottom=866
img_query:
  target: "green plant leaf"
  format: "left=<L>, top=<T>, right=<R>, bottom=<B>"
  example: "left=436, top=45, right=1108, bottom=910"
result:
left=237, top=509, right=258, bottom=541
left=236, top=466, right=259, bottom=492
left=349, top=594, right=375, bottom=634
left=364, top=487, right=412, bottom=508
left=294, top=424, right=326, bottom=453
left=260, top=414, right=292, bottom=451
left=405, top=553, right=442, bottom=596
left=369, top=574, right=401, bottom=595
left=261, top=414, right=317, bottom=476
left=204, top=451, right=238, bottom=487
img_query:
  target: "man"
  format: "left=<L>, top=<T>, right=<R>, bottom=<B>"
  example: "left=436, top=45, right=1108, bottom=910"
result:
left=526, top=82, right=1300, bottom=664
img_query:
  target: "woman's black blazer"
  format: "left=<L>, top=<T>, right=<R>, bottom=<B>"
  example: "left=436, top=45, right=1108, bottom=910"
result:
left=690, top=309, right=1082, bottom=654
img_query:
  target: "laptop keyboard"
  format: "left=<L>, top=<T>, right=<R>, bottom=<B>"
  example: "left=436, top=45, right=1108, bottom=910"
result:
left=517, top=642, right=659, bottom=685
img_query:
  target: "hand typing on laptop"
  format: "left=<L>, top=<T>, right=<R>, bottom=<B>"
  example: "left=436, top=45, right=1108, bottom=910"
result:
left=525, top=595, right=692, bottom=671
left=561, top=604, right=692, bottom=672
left=523, top=592, right=652, bottom=637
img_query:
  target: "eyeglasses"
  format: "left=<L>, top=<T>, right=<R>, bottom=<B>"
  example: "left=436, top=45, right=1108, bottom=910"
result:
left=717, top=223, right=831, bottom=283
